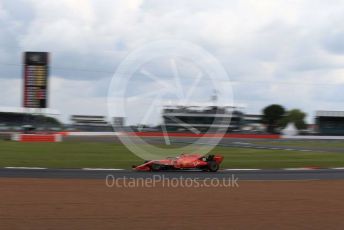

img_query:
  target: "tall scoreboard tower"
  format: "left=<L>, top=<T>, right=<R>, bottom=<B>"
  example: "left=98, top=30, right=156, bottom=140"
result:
left=23, top=52, right=49, bottom=108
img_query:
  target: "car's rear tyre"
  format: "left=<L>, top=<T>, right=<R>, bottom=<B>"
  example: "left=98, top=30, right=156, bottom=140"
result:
left=151, top=163, right=162, bottom=171
left=207, top=161, right=219, bottom=172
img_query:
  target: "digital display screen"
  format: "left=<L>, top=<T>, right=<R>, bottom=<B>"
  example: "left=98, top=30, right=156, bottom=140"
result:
left=23, top=52, right=49, bottom=108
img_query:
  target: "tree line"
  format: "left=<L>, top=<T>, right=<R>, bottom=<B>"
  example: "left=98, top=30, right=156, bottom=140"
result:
left=262, top=104, right=307, bottom=133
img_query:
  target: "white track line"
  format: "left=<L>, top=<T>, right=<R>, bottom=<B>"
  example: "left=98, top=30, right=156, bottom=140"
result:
left=5, top=167, right=47, bottom=170
left=224, top=169, right=261, bottom=171
left=82, top=168, right=124, bottom=171
left=331, top=167, right=344, bottom=170
left=233, top=142, right=250, bottom=145
left=283, top=168, right=315, bottom=170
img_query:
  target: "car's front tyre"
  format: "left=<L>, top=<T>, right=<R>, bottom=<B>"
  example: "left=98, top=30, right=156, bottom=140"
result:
left=151, top=163, right=162, bottom=172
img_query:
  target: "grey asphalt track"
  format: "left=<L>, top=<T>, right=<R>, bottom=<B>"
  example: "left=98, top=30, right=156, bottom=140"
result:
left=1, top=168, right=344, bottom=180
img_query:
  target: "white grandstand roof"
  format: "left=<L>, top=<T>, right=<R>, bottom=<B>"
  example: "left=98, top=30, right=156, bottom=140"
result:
left=163, top=102, right=245, bottom=108
left=316, top=111, right=344, bottom=117
left=0, top=106, right=60, bottom=115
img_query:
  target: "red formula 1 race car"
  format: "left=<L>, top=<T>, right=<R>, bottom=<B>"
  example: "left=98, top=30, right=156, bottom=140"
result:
left=132, top=154, right=224, bottom=172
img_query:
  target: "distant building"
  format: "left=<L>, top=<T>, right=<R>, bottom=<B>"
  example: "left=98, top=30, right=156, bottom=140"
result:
left=70, top=115, right=113, bottom=131
left=316, top=111, right=344, bottom=135
left=162, top=105, right=243, bottom=133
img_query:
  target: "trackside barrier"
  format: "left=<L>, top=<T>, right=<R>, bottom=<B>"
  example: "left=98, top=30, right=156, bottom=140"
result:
left=11, top=132, right=344, bottom=140
left=59, top=131, right=280, bottom=139
left=11, top=134, right=62, bottom=142
left=126, top=132, right=280, bottom=139
left=56, top=131, right=69, bottom=137
left=282, top=135, right=344, bottom=140
left=67, top=132, right=120, bottom=136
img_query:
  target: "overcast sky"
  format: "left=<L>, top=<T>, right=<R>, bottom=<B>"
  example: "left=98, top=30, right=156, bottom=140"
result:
left=0, top=0, right=344, bottom=124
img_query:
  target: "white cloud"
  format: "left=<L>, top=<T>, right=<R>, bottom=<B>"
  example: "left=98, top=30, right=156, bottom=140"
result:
left=49, top=76, right=110, bottom=122
left=0, top=0, right=344, bottom=124
left=0, top=78, right=21, bottom=107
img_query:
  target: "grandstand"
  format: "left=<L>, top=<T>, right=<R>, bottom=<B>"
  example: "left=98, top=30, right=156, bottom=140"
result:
left=162, top=105, right=243, bottom=133
left=70, top=115, right=113, bottom=131
left=241, top=114, right=265, bottom=132
left=316, top=111, right=344, bottom=135
left=0, top=112, right=61, bottom=131
left=242, top=114, right=263, bottom=125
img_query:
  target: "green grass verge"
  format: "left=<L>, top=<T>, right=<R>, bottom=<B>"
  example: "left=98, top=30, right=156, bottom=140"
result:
left=251, top=140, right=344, bottom=148
left=1, top=140, right=344, bottom=169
